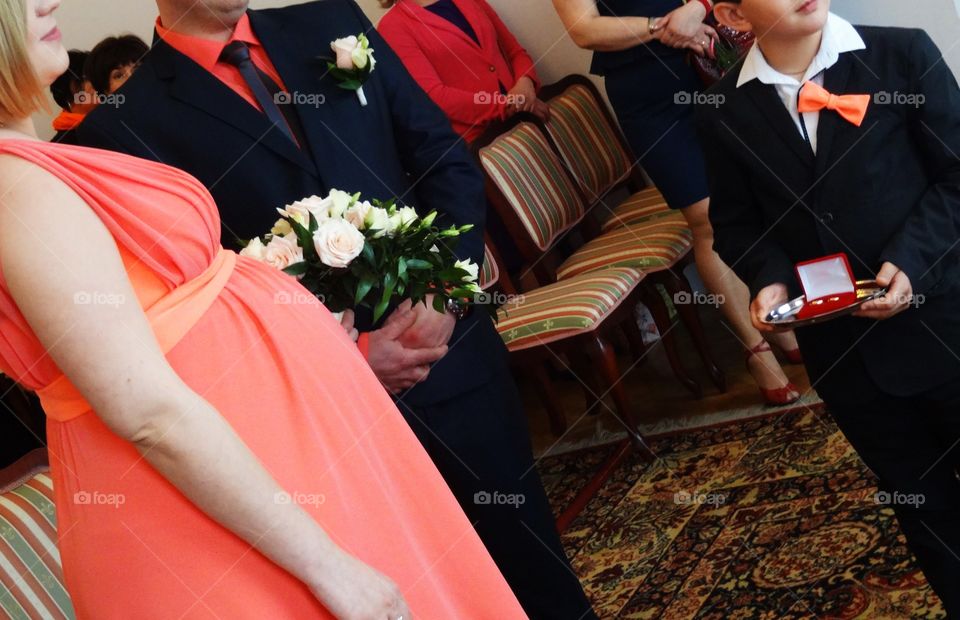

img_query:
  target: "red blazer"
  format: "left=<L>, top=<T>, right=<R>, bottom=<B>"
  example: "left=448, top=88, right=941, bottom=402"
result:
left=378, top=0, right=540, bottom=142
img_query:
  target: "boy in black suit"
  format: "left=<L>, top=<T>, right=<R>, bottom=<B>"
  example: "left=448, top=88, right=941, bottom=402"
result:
left=698, top=0, right=960, bottom=611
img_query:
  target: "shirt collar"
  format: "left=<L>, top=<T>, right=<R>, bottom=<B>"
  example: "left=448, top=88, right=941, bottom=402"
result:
left=155, top=12, right=261, bottom=72
left=736, top=12, right=866, bottom=88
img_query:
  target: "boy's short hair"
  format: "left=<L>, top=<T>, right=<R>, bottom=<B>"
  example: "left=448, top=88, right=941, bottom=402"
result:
left=50, top=50, right=88, bottom=111
left=84, top=35, right=149, bottom=94
left=0, top=0, right=47, bottom=119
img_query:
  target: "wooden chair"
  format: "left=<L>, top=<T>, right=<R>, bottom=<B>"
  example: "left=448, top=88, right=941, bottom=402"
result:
left=476, top=237, right=657, bottom=530
left=536, top=74, right=726, bottom=392
left=472, top=117, right=709, bottom=397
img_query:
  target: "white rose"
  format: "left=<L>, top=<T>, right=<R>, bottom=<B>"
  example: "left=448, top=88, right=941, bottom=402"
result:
left=240, top=237, right=268, bottom=262
left=264, top=234, right=305, bottom=271
left=313, top=218, right=365, bottom=268
left=364, top=206, right=391, bottom=238
left=280, top=195, right=331, bottom=227
left=327, top=189, right=355, bottom=218
left=344, top=200, right=373, bottom=230
left=331, top=36, right=360, bottom=70
left=455, top=259, right=479, bottom=283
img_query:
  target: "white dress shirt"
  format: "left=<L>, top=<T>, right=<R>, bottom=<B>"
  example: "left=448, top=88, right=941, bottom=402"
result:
left=736, top=13, right=866, bottom=154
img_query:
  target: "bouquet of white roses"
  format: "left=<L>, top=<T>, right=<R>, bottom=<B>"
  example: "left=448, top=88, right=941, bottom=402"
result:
left=241, top=189, right=488, bottom=323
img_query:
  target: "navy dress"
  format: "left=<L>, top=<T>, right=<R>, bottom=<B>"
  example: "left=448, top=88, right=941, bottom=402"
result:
left=592, top=0, right=709, bottom=210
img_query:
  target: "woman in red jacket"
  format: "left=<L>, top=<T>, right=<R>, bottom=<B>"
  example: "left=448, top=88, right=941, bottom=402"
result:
left=378, top=0, right=549, bottom=143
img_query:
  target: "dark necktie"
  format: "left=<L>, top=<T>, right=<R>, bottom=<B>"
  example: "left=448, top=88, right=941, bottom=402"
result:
left=219, top=41, right=303, bottom=146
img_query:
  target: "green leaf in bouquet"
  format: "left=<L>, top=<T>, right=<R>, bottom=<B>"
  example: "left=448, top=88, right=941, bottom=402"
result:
left=432, top=295, right=446, bottom=313
left=354, top=275, right=376, bottom=306
left=398, top=256, right=408, bottom=281
left=449, top=287, right=476, bottom=299
left=360, top=241, right=376, bottom=266
left=283, top=262, right=309, bottom=278
left=372, top=271, right=398, bottom=323
left=405, top=258, right=432, bottom=270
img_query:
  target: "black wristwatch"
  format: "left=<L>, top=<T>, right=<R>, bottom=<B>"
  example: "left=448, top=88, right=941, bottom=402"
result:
left=445, top=298, right=470, bottom=321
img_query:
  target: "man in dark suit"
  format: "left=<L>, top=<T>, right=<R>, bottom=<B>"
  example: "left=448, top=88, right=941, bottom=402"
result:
left=76, top=1, right=595, bottom=617
left=699, top=0, right=960, bottom=612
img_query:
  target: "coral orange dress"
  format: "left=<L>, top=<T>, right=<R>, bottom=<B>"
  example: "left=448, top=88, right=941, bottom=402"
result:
left=0, top=139, right=527, bottom=619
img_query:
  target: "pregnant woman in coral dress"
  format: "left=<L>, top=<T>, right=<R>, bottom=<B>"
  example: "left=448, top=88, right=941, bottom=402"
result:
left=0, top=0, right=528, bottom=618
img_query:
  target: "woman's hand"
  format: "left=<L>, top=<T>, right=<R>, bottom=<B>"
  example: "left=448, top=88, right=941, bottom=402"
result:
left=507, top=76, right=538, bottom=116
left=654, top=1, right=716, bottom=54
left=310, top=549, right=412, bottom=620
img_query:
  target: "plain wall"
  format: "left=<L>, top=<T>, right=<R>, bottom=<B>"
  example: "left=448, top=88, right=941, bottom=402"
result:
left=34, top=0, right=960, bottom=139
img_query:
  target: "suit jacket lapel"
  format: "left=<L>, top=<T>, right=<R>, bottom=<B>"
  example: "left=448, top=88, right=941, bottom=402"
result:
left=743, top=80, right=816, bottom=170
left=813, top=53, right=856, bottom=179
left=151, top=36, right=318, bottom=176
left=249, top=10, right=363, bottom=188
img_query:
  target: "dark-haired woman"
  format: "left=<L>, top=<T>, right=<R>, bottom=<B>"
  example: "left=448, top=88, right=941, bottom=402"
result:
left=84, top=33, right=148, bottom=95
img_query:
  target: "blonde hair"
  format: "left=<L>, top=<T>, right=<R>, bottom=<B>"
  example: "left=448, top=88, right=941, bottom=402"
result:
left=0, top=0, right=47, bottom=119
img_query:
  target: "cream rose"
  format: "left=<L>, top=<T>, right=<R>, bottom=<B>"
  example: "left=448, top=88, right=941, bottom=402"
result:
left=264, top=234, right=305, bottom=271
left=240, top=237, right=268, bottom=261
left=344, top=200, right=373, bottom=230
left=313, top=219, right=365, bottom=268
left=279, top=195, right=331, bottom=227
left=332, top=36, right=360, bottom=70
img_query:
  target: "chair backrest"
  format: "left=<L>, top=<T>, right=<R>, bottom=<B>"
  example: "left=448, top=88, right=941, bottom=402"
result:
left=540, top=76, right=636, bottom=200
left=476, top=120, right=587, bottom=256
left=478, top=244, right=499, bottom=291
left=0, top=467, right=75, bottom=619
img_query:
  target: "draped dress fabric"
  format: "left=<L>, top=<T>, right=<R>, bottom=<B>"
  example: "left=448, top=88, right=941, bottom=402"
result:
left=0, top=139, right=527, bottom=619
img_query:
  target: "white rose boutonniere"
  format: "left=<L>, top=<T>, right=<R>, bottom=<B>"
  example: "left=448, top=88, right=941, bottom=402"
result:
left=327, top=33, right=376, bottom=107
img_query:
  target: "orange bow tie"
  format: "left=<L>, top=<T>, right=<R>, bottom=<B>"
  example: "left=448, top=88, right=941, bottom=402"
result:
left=797, top=82, right=870, bottom=127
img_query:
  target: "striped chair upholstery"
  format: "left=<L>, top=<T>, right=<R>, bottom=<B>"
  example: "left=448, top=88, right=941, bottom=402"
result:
left=478, top=122, right=585, bottom=251
left=496, top=267, right=643, bottom=351
left=542, top=82, right=633, bottom=199
left=0, top=472, right=75, bottom=620
left=556, top=219, right=693, bottom=280
left=600, top=186, right=682, bottom=233
left=478, top=245, right=499, bottom=290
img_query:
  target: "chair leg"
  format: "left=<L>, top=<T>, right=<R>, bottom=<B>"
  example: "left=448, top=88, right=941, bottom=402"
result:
left=656, top=271, right=727, bottom=393
left=585, top=334, right=655, bottom=460
left=642, top=283, right=703, bottom=399
left=531, top=362, right=568, bottom=437
left=569, top=351, right=603, bottom=416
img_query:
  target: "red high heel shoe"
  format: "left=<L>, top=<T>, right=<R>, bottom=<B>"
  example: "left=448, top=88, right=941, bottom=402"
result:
left=770, top=339, right=804, bottom=364
left=745, top=341, right=801, bottom=405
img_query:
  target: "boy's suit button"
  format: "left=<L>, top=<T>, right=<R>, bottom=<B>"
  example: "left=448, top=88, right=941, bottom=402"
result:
left=820, top=212, right=835, bottom=224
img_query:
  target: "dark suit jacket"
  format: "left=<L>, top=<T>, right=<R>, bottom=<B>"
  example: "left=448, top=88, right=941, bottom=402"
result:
left=696, top=27, right=960, bottom=403
left=77, top=0, right=503, bottom=406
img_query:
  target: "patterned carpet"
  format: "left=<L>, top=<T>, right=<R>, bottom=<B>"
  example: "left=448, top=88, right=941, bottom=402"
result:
left=538, top=404, right=946, bottom=619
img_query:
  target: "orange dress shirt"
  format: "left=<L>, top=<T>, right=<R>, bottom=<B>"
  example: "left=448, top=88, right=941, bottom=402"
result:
left=155, top=14, right=288, bottom=113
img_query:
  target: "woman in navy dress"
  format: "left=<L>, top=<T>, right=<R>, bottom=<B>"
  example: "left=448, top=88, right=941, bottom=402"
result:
left=554, top=0, right=803, bottom=405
